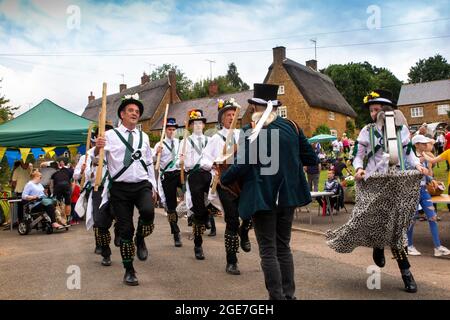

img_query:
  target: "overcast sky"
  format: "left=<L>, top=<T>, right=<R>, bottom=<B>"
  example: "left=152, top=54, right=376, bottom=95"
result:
left=0, top=0, right=449, bottom=116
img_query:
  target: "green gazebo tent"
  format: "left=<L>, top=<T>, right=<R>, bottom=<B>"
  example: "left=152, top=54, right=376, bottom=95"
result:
left=0, top=99, right=93, bottom=148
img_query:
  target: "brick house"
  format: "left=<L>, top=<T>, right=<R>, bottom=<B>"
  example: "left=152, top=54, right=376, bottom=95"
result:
left=242, top=46, right=357, bottom=137
left=397, top=79, right=450, bottom=131
left=82, top=71, right=181, bottom=131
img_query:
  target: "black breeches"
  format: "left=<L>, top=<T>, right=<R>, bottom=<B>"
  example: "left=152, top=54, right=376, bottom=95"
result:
left=188, top=170, right=212, bottom=226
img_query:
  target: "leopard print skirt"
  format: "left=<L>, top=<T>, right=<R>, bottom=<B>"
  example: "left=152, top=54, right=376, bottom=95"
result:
left=326, top=169, right=422, bottom=253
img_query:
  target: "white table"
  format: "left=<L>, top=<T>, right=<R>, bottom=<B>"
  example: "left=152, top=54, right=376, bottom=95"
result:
left=301, top=191, right=336, bottom=225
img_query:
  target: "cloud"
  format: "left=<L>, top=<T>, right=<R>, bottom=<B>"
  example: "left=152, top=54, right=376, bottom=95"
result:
left=0, top=0, right=449, bottom=117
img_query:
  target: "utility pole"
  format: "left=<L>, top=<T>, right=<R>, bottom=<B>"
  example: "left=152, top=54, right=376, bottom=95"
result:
left=145, top=62, right=155, bottom=75
left=310, top=38, right=317, bottom=61
left=118, top=73, right=125, bottom=83
left=205, top=59, right=216, bottom=80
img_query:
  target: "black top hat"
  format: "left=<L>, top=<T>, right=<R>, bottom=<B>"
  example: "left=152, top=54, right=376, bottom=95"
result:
left=217, top=98, right=238, bottom=124
left=188, top=109, right=207, bottom=125
left=248, top=83, right=282, bottom=107
left=117, top=94, right=144, bottom=120
left=166, top=117, right=178, bottom=128
left=363, top=89, right=397, bottom=108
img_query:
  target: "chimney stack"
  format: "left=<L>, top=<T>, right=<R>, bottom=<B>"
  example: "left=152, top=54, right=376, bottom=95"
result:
left=208, top=81, right=218, bottom=97
left=273, top=46, right=286, bottom=65
left=168, top=69, right=177, bottom=103
left=88, top=91, right=95, bottom=103
left=119, top=84, right=127, bottom=92
left=141, top=72, right=150, bottom=85
left=306, top=59, right=317, bottom=71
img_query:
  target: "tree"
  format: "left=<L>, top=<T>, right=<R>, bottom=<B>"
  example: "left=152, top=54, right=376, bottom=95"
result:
left=322, top=62, right=402, bottom=128
left=149, top=64, right=193, bottom=100
left=226, top=63, right=250, bottom=91
left=0, top=79, right=18, bottom=124
left=188, top=63, right=250, bottom=99
left=407, top=54, right=450, bottom=83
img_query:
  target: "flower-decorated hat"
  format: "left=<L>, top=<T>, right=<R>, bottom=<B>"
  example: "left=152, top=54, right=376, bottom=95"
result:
left=118, top=93, right=144, bottom=119
left=166, top=117, right=178, bottom=128
left=188, top=109, right=206, bottom=125
left=217, top=97, right=239, bottom=124
left=363, top=89, right=397, bottom=109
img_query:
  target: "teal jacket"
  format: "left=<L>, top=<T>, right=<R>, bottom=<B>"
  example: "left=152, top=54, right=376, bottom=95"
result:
left=221, top=116, right=318, bottom=219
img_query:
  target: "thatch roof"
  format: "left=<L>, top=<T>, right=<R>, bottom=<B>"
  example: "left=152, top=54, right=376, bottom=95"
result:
left=264, top=58, right=357, bottom=118
left=151, top=90, right=253, bottom=130
left=82, top=78, right=169, bottom=125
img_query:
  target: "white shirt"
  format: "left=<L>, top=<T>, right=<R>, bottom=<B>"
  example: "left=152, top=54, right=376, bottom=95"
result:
left=73, top=154, right=90, bottom=181
left=353, top=124, right=420, bottom=173
left=153, top=137, right=180, bottom=173
left=180, top=133, right=208, bottom=171
left=103, top=125, right=157, bottom=189
left=201, top=128, right=240, bottom=171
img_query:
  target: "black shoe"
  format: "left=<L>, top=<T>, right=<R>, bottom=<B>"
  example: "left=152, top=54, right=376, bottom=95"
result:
left=101, top=256, right=112, bottom=266
left=187, top=216, right=193, bottom=227
left=135, top=237, right=148, bottom=261
left=208, top=229, right=216, bottom=237
left=225, top=263, right=241, bottom=275
left=174, top=233, right=182, bottom=247
left=285, top=295, right=297, bottom=300
left=205, top=220, right=211, bottom=230
left=194, top=246, right=205, bottom=260
left=373, top=248, right=385, bottom=268
left=239, top=228, right=251, bottom=253
left=401, top=270, right=418, bottom=293
left=94, top=245, right=102, bottom=255
left=123, top=268, right=139, bottom=286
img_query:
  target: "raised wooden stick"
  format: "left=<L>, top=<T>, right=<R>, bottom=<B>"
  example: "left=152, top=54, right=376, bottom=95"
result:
left=80, top=123, right=94, bottom=187
left=155, top=104, right=170, bottom=176
left=179, top=110, right=191, bottom=185
left=94, top=83, right=107, bottom=191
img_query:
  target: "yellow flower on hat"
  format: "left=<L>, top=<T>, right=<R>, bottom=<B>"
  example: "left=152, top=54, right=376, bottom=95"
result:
left=363, top=91, right=380, bottom=104
left=217, top=99, right=224, bottom=109
left=190, top=110, right=200, bottom=119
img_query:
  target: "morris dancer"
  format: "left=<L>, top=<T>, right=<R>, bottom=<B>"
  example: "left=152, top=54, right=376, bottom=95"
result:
left=95, top=94, right=158, bottom=286
left=154, top=118, right=183, bottom=247
left=326, top=89, right=427, bottom=293
left=201, top=98, right=251, bottom=275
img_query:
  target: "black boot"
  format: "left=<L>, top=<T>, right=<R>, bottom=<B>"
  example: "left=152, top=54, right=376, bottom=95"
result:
left=401, top=269, right=417, bottom=293
left=187, top=216, right=193, bottom=227
left=373, top=247, right=385, bottom=268
left=226, top=263, right=241, bottom=275
left=135, top=236, right=148, bottom=261
left=194, top=246, right=205, bottom=260
left=174, top=232, right=182, bottom=247
left=208, top=216, right=216, bottom=236
left=123, top=267, right=139, bottom=286
left=101, top=246, right=112, bottom=266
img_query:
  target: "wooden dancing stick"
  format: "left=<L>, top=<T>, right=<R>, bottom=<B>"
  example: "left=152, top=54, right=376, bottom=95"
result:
left=94, top=82, right=107, bottom=191
left=155, top=104, right=170, bottom=176
left=210, top=104, right=241, bottom=194
left=80, top=123, right=94, bottom=187
left=179, top=110, right=191, bottom=185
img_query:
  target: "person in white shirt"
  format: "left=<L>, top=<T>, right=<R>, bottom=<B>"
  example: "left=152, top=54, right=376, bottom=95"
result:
left=154, top=117, right=183, bottom=247
left=180, top=108, right=210, bottom=260
left=95, top=95, right=157, bottom=286
left=201, top=98, right=252, bottom=275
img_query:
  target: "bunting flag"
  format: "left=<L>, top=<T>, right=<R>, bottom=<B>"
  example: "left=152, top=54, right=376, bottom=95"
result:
left=67, top=144, right=80, bottom=157
left=43, top=147, right=55, bottom=155
left=31, top=148, right=45, bottom=159
left=19, top=148, right=31, bottom=162
left=0, top=147, right=6, bottom=162
left=49, top=150, right=56, bottom=158
left=54, top=147, right=67, bottom=157
left=5, top=150, right=21, bottom=169
left=77, top=144, right=86, bottom=155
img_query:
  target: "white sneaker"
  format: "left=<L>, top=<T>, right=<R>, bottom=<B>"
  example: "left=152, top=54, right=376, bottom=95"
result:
left=408, top=246, right=421, bottom=256
left=434, top=246, right=450, bottom=257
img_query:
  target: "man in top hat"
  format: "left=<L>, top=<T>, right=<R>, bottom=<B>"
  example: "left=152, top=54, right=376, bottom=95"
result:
left=95, top=94, right=157, bottom=286
left=179, top=108, right=210, bottom=260
left=154, top=117, right=183, bottom=247
left=201, top=98, right=252, bottom=275
left=221, top=83, right=318, bottom=299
